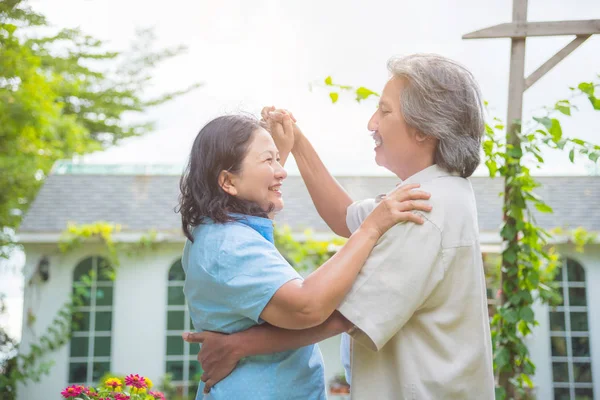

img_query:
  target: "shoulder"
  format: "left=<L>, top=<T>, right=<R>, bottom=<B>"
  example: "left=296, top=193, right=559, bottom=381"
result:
left=193, top=221, right=261, bottom=247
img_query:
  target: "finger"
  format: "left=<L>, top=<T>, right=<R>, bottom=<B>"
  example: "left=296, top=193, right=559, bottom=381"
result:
left=406, top=190, right=431, bottom=201
left=282, top=114, right=293, bottom=134
left=182, top=332, right=205, bottom=343
left=397, top=211, right=425, bottom=224
left=268, top=111, right=285, bottom=122
left=261, top=106, right=275, bottom=121
left=268, top=118, right=282, bottom=135
left=274, top=109, right=296, bottom=123
left=399, top=183, right=421, bottom=191
left=204, top=380, right=215, bottom=394
left=398, top=200, right=432, bottom=213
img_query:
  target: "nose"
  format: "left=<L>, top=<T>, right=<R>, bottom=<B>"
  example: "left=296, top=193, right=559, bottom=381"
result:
left=274, top=161, right=287, bottom=181
left=368, top=110, right=378, bottom=132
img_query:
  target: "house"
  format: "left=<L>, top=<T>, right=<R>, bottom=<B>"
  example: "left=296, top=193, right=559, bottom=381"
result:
left=17, top=163, right=600, bottom=400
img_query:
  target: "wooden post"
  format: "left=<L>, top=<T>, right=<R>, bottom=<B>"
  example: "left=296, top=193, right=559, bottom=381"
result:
left=499, top=0, right=527, bottom=395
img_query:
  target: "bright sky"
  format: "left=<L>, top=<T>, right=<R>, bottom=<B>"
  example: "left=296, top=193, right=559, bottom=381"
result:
left=2, top=0, right=600, bottom=340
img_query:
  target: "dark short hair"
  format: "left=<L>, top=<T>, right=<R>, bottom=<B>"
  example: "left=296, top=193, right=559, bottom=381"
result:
left=177, top=114, right=270, bottom=242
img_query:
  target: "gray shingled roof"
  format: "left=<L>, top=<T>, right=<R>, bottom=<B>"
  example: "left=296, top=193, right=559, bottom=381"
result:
left=19, top=174, right=600, bottom=236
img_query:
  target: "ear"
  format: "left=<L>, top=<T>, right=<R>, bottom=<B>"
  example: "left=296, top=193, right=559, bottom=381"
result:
left=414, top=130, right=428, bottom=143
left=218, top=170, right=238, bottom=196
left=415, top=130, right=437, bottom=147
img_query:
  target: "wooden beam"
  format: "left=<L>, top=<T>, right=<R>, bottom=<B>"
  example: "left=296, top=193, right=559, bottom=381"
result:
left=463, top=19, right=600, bottom=39
left=525, top=35, right=591, bottom=90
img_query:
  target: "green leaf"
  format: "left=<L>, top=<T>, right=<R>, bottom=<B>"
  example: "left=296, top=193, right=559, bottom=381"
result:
left=521, top=373, right=534, bottom=388
left=329, top=92, right=339, bottom=104
left=495, top=347, right=510, bottom=369
left=483, top=140, right=494, bottom=156
left=324, top=76, right=333, bottom=86
left=550, top=118, right=562, bottom=142
left=519, top=306, right=535, bottom=323
left=590, top=96, right=600, bottom=110
left=504, top=309, right=519, bottom=323
left=533, top=116, right=552, bottom=130
left=555, top=100, right=571, bottom=116
left=590, top=152, right=599, bottom=163
left=503, top=248, right=517, bottom=264
left=495, top=387, right=507, bottom=400
left=569, top=149, right=575, bottom=163
left=485, top=160, right=498, bottom=177
left=535, top=203, right=553, bottom=213
left=578, top=82, right=595, bottom=96
left=500, top=223, right=517, bottom=240
left=507, top=146, right=523, bottom=158
left=355, top=86, right=379, bottom=102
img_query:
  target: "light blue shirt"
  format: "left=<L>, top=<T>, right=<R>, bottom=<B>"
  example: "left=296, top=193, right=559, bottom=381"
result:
left=182, top=214, right=326, bottom=400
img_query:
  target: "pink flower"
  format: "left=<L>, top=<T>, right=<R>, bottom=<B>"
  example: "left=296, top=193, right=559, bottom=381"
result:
left=114, top=394, right=130, bottom=400
left=149, top=391, right=166, bottom=400
left=61, top=385, right=84, bottom=398
left=124, top=374, right=147, bottom=389
left=84, top=387, right=98, bottom=398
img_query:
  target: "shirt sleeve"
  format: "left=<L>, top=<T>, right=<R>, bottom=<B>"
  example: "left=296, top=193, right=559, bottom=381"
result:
left=217, top=232, right=302, bottom=323
left=346, top=198, right=377, bottom=233
left=337, top=220, right=445, bottom=351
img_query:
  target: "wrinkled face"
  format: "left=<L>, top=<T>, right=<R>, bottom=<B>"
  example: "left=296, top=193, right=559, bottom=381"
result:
left=367, top=77, right=424, bottom=176
left=224, top=128, right=287, bottom=214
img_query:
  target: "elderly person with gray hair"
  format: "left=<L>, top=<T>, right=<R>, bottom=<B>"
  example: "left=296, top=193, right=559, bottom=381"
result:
left=184, top=53, right=495, bottom=399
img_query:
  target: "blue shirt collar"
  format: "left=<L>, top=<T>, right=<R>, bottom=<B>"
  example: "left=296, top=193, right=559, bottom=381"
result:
left=230, top=213, right=275, bottom=244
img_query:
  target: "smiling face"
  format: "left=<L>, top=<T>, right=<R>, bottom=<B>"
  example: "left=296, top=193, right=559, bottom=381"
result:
left=367, top=76, right=436, bottom=179
left=220, top=127, right=287, bottom=214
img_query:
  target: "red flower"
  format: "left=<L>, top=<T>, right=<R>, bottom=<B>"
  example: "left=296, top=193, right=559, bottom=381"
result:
left=61, top=385, right=84, bottom=398
left=114, top=394, right=131, bottom=400
left=149, top=391, right=166, bottom=400
left=124, top=374, right=147, bottom=389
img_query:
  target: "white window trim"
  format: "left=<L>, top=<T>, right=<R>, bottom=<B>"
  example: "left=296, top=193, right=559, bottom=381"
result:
left=167, top=263, right=198, bottom=397
left=549, top=259, right=594, bottom=399
left=68, top=256, right=114, bottom=386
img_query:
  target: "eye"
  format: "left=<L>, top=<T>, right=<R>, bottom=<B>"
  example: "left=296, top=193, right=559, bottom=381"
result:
left=265, top=157, right=273, bottom=164
left=276, top=157, right=281, bottom=163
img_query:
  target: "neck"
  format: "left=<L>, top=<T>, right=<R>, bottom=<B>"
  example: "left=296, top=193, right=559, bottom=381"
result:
left=390, top=155, right=435, bottom=181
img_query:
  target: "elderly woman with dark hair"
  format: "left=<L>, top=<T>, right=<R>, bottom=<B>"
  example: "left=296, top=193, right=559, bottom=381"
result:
left=177, top=113, right=431, bottom=399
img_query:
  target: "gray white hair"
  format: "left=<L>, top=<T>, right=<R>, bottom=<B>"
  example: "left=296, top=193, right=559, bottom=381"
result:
left=387, top=54, right=485, bottom=178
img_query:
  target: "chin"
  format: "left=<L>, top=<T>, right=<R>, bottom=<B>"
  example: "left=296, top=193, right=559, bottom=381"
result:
left=374, top=152, right=386, bottom=167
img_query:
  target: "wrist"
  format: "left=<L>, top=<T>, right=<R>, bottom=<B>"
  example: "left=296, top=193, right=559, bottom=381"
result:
left=226, top=334, right=246, bottom=360
left=355, top=224, right=381, bottom=242
left=291, top=132, right=307, bottom=156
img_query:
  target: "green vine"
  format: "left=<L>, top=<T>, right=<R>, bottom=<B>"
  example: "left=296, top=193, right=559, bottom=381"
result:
left=319, top=75, right=600, bottom=399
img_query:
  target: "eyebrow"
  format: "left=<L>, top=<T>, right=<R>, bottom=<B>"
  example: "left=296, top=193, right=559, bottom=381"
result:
left=259, top=150, right=278, bottom=158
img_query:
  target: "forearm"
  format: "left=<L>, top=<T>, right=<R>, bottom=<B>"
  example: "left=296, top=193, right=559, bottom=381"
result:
left=233, top=311, right=351, bottom=358
left=279, top=150, right=290, bottom=167
left=295, top=226, right=379, bottom=326
left=292, top=134, right=353, bottom=237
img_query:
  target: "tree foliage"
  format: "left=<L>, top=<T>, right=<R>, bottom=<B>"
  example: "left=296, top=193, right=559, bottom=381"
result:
left=0, top=0, right=200, bottom=259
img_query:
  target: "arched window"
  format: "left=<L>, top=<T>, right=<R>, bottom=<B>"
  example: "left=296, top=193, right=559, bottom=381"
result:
left=69, top=256, right=114, bottom=385
left=165, top=258, right=200, bottom=398
left=549, top=258, right=594, bottom=400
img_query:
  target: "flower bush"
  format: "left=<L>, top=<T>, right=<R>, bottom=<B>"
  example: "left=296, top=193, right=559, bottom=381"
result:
left=60, top=374, right=166, bottom=400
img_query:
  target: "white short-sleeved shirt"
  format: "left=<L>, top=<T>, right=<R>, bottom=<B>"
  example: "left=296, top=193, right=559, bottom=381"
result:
left=337, top=164, right=495, bottom=400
